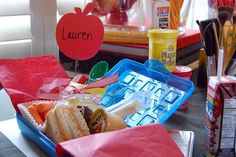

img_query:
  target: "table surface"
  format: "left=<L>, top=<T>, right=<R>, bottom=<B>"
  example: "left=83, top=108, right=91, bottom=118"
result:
left=0, top=89, right=47, bottom=157
left=0, top=119, right=47, bottom=157
left=0, top=131, right=25, bottom=157
left=0, top=87, right=207, bottom=157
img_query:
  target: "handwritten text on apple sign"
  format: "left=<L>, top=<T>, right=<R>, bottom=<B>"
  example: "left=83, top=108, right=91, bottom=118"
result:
left=62, top=27, right=93, bottom=40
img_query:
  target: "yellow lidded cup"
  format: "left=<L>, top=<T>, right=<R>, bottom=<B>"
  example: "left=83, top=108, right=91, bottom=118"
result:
left=148, top=29, right=178, bottom=72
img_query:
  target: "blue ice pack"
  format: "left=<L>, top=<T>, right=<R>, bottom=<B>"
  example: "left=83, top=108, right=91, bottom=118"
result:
left=99, top=59, right=194, bottom=125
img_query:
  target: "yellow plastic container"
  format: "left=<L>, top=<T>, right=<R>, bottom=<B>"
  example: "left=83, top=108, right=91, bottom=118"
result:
left=148, top=29, right=178, bottom=72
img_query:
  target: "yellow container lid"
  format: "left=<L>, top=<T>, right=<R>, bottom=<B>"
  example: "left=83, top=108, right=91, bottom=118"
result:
left=148, top=29, right=178, bottom=39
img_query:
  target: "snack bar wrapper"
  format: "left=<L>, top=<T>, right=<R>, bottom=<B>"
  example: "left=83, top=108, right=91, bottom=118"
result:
left=0, top=55, right=70, bottom=113
left=56, top=124, right=184, bottom=157
left=204, top=76, right=236, bottom=157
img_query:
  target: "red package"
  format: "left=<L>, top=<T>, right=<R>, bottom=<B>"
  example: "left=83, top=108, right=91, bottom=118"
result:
left=0, top=55, right=70, bottom=113
left=56, top=124, right=184, bottom=157
left=209, top=0, right=235, bottom=8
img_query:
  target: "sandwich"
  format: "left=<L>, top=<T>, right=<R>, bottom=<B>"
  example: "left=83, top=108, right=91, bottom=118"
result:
left=44, top=105, right=91, bottom=143
left=44, top=97, right=128, bottom=143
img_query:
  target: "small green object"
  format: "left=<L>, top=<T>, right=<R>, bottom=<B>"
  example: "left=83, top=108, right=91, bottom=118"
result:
left=88, top=61, right=109, bottom=83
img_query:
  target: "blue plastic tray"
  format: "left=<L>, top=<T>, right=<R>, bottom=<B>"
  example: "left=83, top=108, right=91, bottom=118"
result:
left=99, top=59, right=194, bottom=125
left=16, top=58, right=194, bottom=156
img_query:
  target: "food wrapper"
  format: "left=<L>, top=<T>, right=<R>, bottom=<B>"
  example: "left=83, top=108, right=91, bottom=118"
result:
left=60, top=94, right=102, bottom=106
left=56, top=124, right=184, bottom=157
left=0, top=55, right=70, bottom=113
left=204, top=76, right=236, bottom=157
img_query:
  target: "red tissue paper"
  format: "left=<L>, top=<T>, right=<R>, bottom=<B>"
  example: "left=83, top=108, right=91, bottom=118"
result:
left=0, top=55, right=70, bottom=113
left=56, top=124, right=184, bottom=157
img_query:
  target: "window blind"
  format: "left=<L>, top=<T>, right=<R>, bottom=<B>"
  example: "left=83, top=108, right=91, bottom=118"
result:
left=56, top=0, right=105, bottom=25
left=0, top=0, right=32, bottom=58
left=57, top=0, right=85, bottom=16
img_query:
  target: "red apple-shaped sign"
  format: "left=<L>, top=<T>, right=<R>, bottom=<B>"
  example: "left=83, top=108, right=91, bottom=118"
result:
left=56, top=3, right=104, bottom=60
